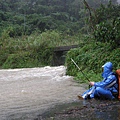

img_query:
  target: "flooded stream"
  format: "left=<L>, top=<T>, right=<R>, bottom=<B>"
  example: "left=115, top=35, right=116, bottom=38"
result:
left=0, top=66, right=86, bottom=120
left=0, top=66, right=120, bottom=120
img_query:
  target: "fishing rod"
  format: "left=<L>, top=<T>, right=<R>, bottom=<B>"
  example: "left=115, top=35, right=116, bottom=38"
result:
left=71, top=58, right=90, bottom=82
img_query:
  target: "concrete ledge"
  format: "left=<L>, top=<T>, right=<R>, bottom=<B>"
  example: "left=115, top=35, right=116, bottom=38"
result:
left=52, top=45, right=79, bottom=66
left=54, top=45, right=79, bottom=52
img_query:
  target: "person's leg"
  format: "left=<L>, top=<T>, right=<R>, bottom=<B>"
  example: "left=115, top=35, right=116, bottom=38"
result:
left=82, top=86, right=95, bottom=99
left=94, top=87, right=115, bottom=100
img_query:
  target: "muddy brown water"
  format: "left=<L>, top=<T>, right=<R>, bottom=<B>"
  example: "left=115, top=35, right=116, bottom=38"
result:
left=0, top=66, right=86, bottom=120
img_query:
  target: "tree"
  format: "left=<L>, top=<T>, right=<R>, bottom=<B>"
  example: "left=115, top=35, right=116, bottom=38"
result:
left=84, top=0, right=120, bottom=46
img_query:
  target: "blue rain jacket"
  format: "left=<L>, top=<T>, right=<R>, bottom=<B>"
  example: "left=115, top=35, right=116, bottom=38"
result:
left=95, top=62, right=118, bottom=93
left=82, top=62, right=118, bottom=99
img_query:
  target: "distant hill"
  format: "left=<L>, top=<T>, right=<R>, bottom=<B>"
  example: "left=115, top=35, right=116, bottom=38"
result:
left=0, top=0, right=117, bottom=36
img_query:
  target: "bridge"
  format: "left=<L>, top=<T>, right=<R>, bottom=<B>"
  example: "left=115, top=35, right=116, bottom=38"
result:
left=52, top=45, right=79, bottom=66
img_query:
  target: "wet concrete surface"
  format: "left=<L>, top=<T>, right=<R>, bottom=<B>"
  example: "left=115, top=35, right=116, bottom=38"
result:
left=39, top=99, right=120, bottom=120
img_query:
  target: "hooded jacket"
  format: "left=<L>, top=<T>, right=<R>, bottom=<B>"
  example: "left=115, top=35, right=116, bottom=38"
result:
left=94, top=62, right=118, bottom=93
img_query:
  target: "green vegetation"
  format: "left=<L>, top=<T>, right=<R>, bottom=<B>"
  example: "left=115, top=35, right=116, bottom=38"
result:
left=0, top=30, right=81, bottom=68
left=0, top=0, right=120, bottom=84
left=65, top=38, right=120, bottom=83
left=0, top=0, right=118, bottom=37
left=65, top=1, right=120, bottom=83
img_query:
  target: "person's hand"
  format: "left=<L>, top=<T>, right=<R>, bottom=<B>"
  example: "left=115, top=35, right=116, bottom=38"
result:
left=89, top=82, right=95, bottom=86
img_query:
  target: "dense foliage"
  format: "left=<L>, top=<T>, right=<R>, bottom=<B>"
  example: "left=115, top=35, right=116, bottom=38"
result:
left=65, top=1, right=120, bottom=83
left=84, top=1, right=120, bottom=46
left=65, top=38, right=120, bottom=83
left=0, top=30, right=81, bottom=68
left=0, top=0, right=118, bottom=37
left=0, top=0, right=120, bottom=85
left=94, top=17, right=120, bottom=46
left=0, top=0, right=83, bottom=36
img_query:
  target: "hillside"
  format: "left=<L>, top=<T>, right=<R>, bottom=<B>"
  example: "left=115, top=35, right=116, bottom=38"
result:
left=0, top=0, right=118, bottom=36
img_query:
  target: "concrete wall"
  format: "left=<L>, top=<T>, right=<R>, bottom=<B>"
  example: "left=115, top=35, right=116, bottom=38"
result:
left=52, top=45, right=78, bottom=66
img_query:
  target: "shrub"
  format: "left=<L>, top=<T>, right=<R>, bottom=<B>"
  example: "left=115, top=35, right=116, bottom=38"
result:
left=93, top=17, right=120, bottom=46
left=2, top=52, right=39, bottom=69
left=65, top=39, right=120, bottom=83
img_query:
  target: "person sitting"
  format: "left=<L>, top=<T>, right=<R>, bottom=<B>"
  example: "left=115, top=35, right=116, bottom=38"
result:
left=80, top=62, right=118, bottom=100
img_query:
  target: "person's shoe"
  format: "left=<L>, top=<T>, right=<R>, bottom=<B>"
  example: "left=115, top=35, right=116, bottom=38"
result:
left=77, top=95, right=84, bottom=100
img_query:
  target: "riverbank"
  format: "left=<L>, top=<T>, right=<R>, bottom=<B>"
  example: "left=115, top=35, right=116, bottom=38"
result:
left=38, top=99, right=120, bottom=120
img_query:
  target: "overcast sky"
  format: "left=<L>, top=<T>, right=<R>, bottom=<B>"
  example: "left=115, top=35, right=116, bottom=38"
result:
left=117, top=0, right=120, bottom=3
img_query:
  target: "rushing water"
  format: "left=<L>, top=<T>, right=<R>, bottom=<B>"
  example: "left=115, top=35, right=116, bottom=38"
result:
left=0, top=66, right=86, bottom=120
left=1, top=66, right=119, bottom=120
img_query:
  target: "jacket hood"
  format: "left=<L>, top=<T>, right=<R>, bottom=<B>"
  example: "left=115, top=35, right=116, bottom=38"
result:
left=102, top=62, right=113, bottom=78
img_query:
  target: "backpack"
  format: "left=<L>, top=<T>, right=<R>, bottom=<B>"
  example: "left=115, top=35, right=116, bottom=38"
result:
left=116, top=69, right=120, bottom=100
